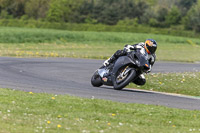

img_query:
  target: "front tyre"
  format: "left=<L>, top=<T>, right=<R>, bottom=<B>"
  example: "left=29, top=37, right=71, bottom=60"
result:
left=91, top=71, right=103, bottom=87
left=113, top=68, right=136, bottom=90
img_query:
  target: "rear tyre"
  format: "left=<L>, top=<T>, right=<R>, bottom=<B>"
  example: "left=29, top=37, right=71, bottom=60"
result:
left=91, top=71, right=103, bottom=87
left=113, top=69, right=136, bottom=90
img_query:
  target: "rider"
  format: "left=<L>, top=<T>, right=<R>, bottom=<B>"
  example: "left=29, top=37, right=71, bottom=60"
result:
left=103, top=39, right=157, bottom=86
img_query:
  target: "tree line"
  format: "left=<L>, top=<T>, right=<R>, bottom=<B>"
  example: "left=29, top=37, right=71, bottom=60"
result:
left=0, top=0, right=200, bottom=32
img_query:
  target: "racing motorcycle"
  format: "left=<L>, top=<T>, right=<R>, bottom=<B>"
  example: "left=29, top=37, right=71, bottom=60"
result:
left=91, top=48, right=151, bottom=90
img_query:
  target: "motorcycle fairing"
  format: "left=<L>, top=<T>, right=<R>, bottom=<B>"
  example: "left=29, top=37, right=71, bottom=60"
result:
left=97, top=48, right=150, bottom=87
left=129, top=49, right=150, bottom=72
left=111, top=56, right=135, bottom=76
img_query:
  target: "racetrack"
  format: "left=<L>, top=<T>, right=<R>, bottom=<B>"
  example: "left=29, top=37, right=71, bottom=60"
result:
left=0, top=57, right=200, bottom=110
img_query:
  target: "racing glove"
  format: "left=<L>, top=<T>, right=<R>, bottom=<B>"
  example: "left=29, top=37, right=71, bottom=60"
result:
left=124, top=45, right=143, bottom=52
left=103, top=59, right=110, bottom=66
left=124, top=45, right=135, bottom=52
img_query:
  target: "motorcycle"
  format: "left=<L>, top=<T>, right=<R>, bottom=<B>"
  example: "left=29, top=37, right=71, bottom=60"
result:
left=91, top=48, right=150, bottom=90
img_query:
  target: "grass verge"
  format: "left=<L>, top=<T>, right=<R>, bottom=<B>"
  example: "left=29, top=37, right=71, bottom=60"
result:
left=0, top=88, right=200, bottom=133
left=128, top=72, right=200, bottom=96
left=0, top=27, right=200, bottom=62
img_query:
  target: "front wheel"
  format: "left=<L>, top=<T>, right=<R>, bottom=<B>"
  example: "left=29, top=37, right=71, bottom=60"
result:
left=91, top=71, right=103, bottom=87
left=113, top=68, right=136, bottom=90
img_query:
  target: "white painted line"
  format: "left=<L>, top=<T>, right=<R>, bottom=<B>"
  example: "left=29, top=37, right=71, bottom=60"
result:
left=126, top=88, right=200, bottom=100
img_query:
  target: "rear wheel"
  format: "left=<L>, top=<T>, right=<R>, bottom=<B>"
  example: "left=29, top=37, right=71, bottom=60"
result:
left=91, top=71, right=103, bottom=87
left=113, top=67, right=136, bottom=90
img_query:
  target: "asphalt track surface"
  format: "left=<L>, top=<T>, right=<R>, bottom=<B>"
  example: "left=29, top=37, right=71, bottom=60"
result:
left=0, top=57, right=200, bottom=110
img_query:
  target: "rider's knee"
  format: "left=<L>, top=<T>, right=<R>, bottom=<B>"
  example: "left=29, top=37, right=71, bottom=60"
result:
left=133, top=78, right=146, bottom=86
left=132, top=74, right=146, bottom=86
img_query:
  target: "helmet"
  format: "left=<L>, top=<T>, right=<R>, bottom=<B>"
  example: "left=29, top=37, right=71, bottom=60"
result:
left=144, top=39, right=157, bottom=54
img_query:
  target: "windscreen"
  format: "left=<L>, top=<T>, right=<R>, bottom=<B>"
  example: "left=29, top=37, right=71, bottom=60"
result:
left=135, top=48, right=149, bottom=67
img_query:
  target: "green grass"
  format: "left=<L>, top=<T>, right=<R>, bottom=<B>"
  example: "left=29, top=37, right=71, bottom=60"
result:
left=0, top=27, right=200, bottom=44
left=0, top=19, right=199, bottom=38
left=0, top=88, right=200, bottom=133
left=128, top=72, right=200, bottom=96
left=0, top=27, right=200, bottom=62
left=1, top=27, right=200, bottom=132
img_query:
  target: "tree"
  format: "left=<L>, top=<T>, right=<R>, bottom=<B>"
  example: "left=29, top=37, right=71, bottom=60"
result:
left=119, top=0, right=137, bottom=19
left=46, top=0, right=63, bottom=22
left=91, top=0, right=121, bottom=25
left=25, top=0, right=50, bottom=19
left=183, top=0, right=200, bottom=32
left=176, top=0, right=197, bottom=16
left=0, top=0, right=28, bottom=18
left=46, top=0, right=83, bottom=22
left=90, top=0, right=149, bottom=25
left=165, top=6, right=181, bottom=25
left=100, top=2, right=121, bottom=25
left=157, top=7, right=168, bottom=22
left=70, top=0, right=95, bottom=23
left=135, top=1, right=149, bottom=23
